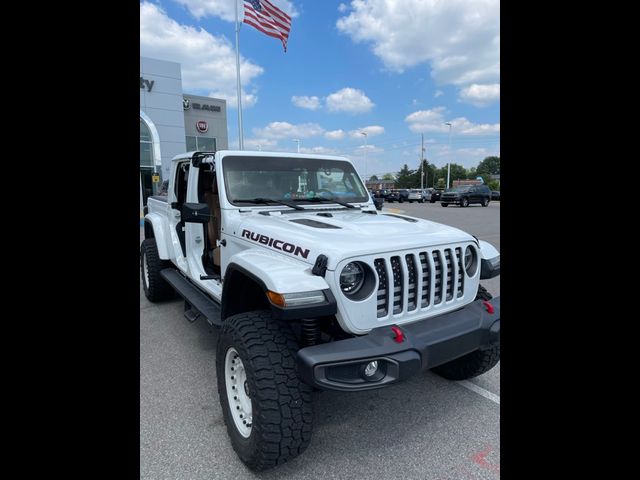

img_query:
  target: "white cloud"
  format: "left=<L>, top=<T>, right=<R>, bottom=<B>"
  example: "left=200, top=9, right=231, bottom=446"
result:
left=336, top=0, right=499, bottom=88
left=357, top=144, right=384, bottom=155
left=405, top=107, right=499, bottom=135
left=349, top=125, right=385, bottom=138
left=243, top=138, right=278, bottom=150
left=434, top=90, right=444, bottom=98
left=300, top=146, right=341, bottom=155
left=176, top=0, right=298, bottom=22
left=326, top=87, right=375, bottom=113
left=458, top=83, right=500, bottom=106
left=140, top=2, right=263, bottom=108
left=338, top=3, right=349, bottom=13
left=325, top=129, right=346, bottom=140
left=253, top=122, right=325, bottom=140
left=291, top=95, right=321, bottom=110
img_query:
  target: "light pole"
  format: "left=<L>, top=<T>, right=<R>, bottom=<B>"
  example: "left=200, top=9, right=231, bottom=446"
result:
left=360, top=131, right=368, bottom=181
left=444, top=122, right=452, bottom=188
left=293, top=139, right=300, bottom=153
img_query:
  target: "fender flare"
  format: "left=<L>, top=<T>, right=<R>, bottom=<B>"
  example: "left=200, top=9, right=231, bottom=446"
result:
left=222, top=250, right=336, bottom=320
left=143, top=213, right=171, bottom=260
left=225, top=249, right=330, bottom=294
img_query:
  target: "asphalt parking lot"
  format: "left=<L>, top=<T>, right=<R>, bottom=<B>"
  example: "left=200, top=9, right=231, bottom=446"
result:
left=140, top=201, right=500, bottom=480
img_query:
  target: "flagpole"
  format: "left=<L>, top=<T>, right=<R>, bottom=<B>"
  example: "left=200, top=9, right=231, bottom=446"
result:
left=235, top=0, right=244, bottom=150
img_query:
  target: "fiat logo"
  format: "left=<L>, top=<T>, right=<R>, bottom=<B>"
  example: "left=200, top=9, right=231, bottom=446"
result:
left=196, top=120, right=208, bottom=133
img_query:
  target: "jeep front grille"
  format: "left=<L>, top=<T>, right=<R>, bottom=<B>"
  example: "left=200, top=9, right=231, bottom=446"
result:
left=375, top=247, right=466, bottom=318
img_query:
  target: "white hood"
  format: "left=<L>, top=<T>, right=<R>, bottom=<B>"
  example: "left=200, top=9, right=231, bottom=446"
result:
left=233, top=209, right=476, bottom=270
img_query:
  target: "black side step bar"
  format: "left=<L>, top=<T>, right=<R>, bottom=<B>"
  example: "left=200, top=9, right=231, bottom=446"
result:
left=160, top=269, right=222, bottom=327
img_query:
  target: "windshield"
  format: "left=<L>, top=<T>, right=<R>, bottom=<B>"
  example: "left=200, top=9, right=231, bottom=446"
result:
left=222, top=156, right=369, bottom=206
left=448, top=186, right=472, bottom=193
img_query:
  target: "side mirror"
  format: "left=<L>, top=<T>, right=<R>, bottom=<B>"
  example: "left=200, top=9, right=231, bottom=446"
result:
left=181, top=203, right=211, bottom=223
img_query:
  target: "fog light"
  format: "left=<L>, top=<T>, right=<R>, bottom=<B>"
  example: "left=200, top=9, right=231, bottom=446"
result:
left=364, top=361, right=379, bottom=377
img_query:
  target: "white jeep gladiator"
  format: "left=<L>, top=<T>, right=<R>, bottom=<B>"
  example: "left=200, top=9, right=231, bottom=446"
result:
left=141, top=150, right=501, bottom=471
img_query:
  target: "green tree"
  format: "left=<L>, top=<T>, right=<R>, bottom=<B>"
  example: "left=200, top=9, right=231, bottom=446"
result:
left=488, top=180, right=500, bottom=191
left=382, top=173, right=395, bottom=181
left=476, top=156, right=500, bottom=176
left=437, top=178, right=446, bottom=189
left=448, top=163, right=468, bottom=183
left=368, top=174, right=379, bottom=181
left=395, top=164, right=416, bottom=188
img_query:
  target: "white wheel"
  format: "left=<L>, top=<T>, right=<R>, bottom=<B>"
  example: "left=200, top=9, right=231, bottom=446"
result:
left=224, top=347, right=252, bottom=438
left=142, top=251, right=150, bottom=289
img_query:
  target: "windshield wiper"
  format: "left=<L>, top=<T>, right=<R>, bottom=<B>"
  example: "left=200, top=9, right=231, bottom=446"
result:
left=234, top=198, right=305, bottom=210
left=294, top=196, right=357, bottom=209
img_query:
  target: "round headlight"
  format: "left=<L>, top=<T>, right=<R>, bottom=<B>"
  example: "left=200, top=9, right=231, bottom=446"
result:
left=464, top=246, right=478, bottom=276
left=340, top=262, right=365, bottom=294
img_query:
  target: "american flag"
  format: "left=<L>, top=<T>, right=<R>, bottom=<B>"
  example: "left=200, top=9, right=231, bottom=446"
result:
left=243, top=0, right=292, bottom=52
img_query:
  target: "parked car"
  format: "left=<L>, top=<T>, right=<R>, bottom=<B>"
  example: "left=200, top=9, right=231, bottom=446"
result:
left=386, top=189, right=410, bottom=203
left=141, top=149, right=501, bottom=470
left=423, top=188, right=435, bottom=201
left=491, top=190, right=500, bottom=201
left=428, top=188, right=444, bottom=203
left=441, top=184, right=492, bottom=207
left=370, top=192, right=384, bottom=210
left=408, top=189, right=424, bottom=203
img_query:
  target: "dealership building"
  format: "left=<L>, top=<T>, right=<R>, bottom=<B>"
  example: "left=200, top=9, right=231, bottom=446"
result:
left=140, top=56, right=229, bottom=205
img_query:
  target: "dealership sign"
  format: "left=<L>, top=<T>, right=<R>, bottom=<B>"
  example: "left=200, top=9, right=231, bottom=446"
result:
left=196, top=121, right=209, bottom=133
left=190, top=102, right=221, bottom=112
left=140, top=77, right=154, bottom=92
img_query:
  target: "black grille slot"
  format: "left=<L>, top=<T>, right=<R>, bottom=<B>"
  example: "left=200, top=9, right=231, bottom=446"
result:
left=455, top=247, right=464, bottom=298
left=374, top=259, right=388, bottom=318
left=419, top=252, right=430, bottom=307
left=432, top=251, right=442, bottom=304
left=445, top=249, right=454, bottom=301
left=390, top=256, right=403, bottom=314
left=405, top=254, right=418, bottom=311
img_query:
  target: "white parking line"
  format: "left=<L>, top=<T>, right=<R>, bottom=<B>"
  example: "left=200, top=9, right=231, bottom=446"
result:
left=457, top=380, right=500, bottom=405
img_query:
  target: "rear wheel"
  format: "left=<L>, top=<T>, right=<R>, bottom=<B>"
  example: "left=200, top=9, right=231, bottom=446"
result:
left=216, top=310, right=313, bottom=471
left=140, top=238, right=175, bottom=302
left=431, top=285, right=500, bottom=380
left=481, top=197, right=490, bottom=207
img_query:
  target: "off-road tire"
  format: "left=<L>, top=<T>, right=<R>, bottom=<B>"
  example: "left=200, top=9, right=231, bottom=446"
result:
left=216, top=311, right=313, bottom=471
left=431, top=285, right=500, bottom=380
left=140, top=238, right=175, bottom=302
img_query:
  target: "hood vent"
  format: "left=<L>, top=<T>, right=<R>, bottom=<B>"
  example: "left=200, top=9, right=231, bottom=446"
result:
left=289, top=218, right=341, bottom=229
left=383, top=214, right=418, bottom=223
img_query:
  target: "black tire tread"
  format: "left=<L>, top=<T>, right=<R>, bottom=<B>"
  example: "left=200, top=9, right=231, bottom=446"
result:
left=217, top=311, right=313, bottom=471
left=140, top=238, right=175, bottom=302
left=431, top=284, right=499, bottom=380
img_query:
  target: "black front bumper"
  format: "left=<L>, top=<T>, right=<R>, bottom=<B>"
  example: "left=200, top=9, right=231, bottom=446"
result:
left=297, top=297, right=500, bottom=391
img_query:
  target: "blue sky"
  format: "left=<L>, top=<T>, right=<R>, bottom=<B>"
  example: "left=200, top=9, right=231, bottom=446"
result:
left=140, top=0, right=500, bottom=178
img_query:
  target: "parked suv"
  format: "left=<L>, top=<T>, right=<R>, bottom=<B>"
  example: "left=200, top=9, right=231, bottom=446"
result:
left=441, top=185, right=491, bottom=207
left=386, top=189, right=409, bottom=203
left=141, top=151, right=500, bottom=470
left=408, top=189, right=424, bottom=203
left=429, top=188, right=444, bottom=203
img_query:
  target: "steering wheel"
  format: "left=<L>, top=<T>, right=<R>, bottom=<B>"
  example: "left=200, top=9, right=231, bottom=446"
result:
left=316, top=189, right=334, bottom=198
